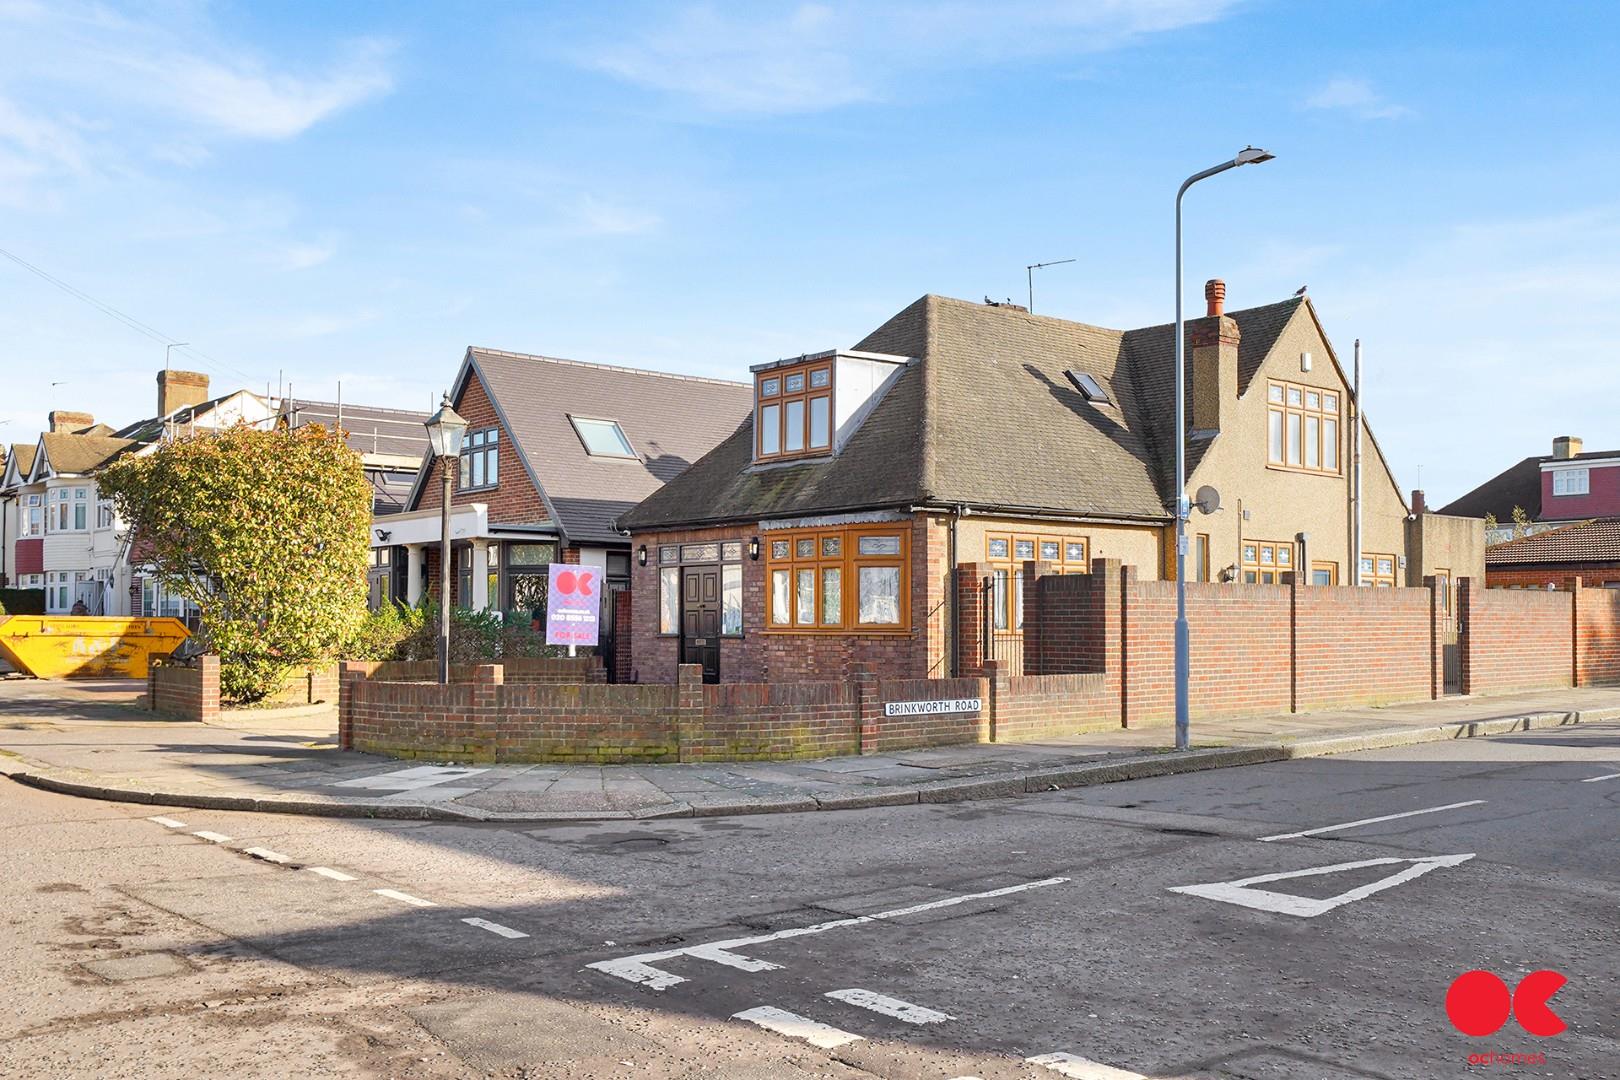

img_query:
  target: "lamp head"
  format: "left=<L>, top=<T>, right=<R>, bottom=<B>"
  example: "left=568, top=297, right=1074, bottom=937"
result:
left=423, top=393, right=469, bottom=459
left=1234, top=146, right=1275, bottom=166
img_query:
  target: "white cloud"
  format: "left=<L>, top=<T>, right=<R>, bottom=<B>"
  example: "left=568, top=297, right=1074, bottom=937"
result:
left=272, top=237, right=340, bottom=272
left=1304, top=77, right=1410, bottom=120
left=578, top=0, right=1239, bottom=114
left=571, top=195, right=661, bottom=236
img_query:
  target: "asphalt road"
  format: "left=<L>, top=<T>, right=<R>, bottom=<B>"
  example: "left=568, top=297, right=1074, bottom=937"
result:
left=3, top=720, right=1617, bottom=1079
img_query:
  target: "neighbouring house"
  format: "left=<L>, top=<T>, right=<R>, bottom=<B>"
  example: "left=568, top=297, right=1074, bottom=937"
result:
left=1480, top=517, right=1620, bottom=590
left=373, top=347, right=753, bottom=641
left=619, top=282, right=1482, bottom=685
left=1439, top=435, right=1619, bottom=544
left=281, top=397, right=430, bottom=609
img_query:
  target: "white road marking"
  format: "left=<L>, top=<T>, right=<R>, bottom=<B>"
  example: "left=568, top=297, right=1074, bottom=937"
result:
left=306, top=866, right=357, bottom=882
left=1026, top=1052, right=1149, bottom=1079
left=462, top=917, right=529, bottom=939
left=148, top=816, right=185, bottom=828
left=1580, top=771, right=1620, bottom=783
left=1258, top=800, right=1486, bottom=842
left=732, top=1006, right=863, bottom=1049
left=192, top=831, right=232, bottom=843
left=1169, top=852, right=1476, bottom=918
left=588, top=876, right=1069, bottom=990
left=824, top=988, right=952, bottom=1024
left=373, top=888, right=436, bottom=907
left=244, top=847, right=290, bottom=864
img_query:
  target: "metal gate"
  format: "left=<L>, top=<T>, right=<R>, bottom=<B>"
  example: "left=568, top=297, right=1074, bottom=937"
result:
left=598, top=582, right=627, bottom=683
left=1441, top=615, right=1461, bottom=695
left=982, top=576, right=1024, bottom=675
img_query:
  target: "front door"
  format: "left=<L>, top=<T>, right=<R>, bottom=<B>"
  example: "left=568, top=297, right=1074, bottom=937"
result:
left=681, top=565, right=721, bottom=683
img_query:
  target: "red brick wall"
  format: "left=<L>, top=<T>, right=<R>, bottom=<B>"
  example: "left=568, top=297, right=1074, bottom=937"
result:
left=147, top=655, right=219, bottom=722
left=991, top=667, right=1115, bottom=741
left=1575, top=582, right=1620, bottom=686
left=1293, top=583, right=1434, bottom=710
left=870, top=675, right=989, bottom=751
left=692, top=680, right=860, bottom=760
left=1459, top=578, right=1572, bottom=695
left=1487, top=564, right=1620, bottom=589
left=413, top=370, right=549, bottom=525
left=356, top=656, right=604, bottom=683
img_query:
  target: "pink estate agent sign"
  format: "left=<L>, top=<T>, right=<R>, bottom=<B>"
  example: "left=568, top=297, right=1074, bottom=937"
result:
left=545, top=564, right=601, bottom=647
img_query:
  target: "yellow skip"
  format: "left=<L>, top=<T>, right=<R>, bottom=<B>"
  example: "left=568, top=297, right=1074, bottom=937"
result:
left=0, top=616, right=191, bottom=679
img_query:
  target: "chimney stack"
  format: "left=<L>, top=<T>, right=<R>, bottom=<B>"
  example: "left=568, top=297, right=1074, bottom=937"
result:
left=1552, top=435, right=1583, bottom=460
left=157, top=369, right=210, bottom=418
left=1411, top=489, right=1427, bottom=515
left=1191, top=278, right=1239, bottom=432
left=47, top=410, right=94, bottom=434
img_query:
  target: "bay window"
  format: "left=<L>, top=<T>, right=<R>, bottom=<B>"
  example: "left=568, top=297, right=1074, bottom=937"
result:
left=765, top=524, right=908, bottom=632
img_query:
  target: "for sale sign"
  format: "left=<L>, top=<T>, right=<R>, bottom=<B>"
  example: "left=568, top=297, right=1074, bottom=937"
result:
left=545, top=564, right=601, bottom=647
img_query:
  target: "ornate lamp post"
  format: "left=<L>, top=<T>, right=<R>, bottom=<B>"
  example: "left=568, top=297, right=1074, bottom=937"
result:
left=423, top=395, right=468, bottom=684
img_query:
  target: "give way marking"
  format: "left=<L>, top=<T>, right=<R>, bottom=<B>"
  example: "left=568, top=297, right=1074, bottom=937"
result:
left=1257, top=800, right=1485, bottom=842
left=1169, top=853, right=1474, bottom=918
left=588, top=876, right=1070, bottom=990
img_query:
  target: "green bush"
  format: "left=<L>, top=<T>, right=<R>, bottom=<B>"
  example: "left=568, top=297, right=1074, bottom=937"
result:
left=346, top=602, right=428, bottom=661
left=388, top=601, right=588, bottom=663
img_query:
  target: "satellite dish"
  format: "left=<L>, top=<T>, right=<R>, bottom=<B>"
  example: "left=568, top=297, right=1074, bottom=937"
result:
left=1194, top=485, right=1222, bottom=515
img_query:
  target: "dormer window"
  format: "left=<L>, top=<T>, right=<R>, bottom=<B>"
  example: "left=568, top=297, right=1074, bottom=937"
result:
left=569, top=416, right=636, bottom=458
left=756, top=358, right=833, bottom=462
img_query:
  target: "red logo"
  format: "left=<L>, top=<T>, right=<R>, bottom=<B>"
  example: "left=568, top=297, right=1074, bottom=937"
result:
left=552, top=569, right=596, bottom=597
left=1446, top=970, right=1567, bottom=1037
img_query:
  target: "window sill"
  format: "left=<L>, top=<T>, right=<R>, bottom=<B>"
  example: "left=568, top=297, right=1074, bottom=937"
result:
left=1265, top=462, right=1342, bottom=478
left=763, top=625, right=910, bottom=636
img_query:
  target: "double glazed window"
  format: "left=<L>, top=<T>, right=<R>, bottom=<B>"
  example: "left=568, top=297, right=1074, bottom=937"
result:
left=24, top=494, right=42, bottom=537
left=458, top=427, right=499, bottom=490
left=1360, top=552, right=1397, bottom=588
left=569, top=416, right=635, bottom=458
left=984, top=533, right=1089, bottom=630
left=50, top=488, right=89, bottom=532
left=1267, top=381, right=1340, bottom=474
left=1241, top=540, right=1293, bottom=584
left=756, top=361, right=832, bottom=462
left=1551, top=468, right=1589, bottom=496
left=765, top=525, right=907, bottom=631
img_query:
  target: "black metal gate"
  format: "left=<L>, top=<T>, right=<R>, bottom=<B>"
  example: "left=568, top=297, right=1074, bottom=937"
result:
left=982, top=576, right=1024, bottom=675
left=599, top=582, right=627, bottom=683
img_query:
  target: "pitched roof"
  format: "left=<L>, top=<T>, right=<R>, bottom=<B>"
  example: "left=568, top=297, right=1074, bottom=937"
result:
left=448, top=348, right=754, bottom=544
left=1486, top=517, right=1620, bottom=565
left=35, top=432, right=137, bottom=477
left=1439, top=449, right=1620, bottom=522
left=4, top=443, right=34, bottom=483
left=621, top=293, right=1309, bottom=531
left=284, top=399, right=432, bottom=461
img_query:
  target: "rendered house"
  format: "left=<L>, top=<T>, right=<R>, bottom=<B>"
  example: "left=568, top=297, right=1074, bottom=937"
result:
left=620, top=283, right=1476, bottom=684
left=374, top=347, right=753, bottom=628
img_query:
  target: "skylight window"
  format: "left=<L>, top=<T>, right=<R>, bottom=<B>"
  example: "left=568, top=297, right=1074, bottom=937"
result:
left=569, top=416, right=636, bottom=458
left=1065, top=370, right=1113, bottom=406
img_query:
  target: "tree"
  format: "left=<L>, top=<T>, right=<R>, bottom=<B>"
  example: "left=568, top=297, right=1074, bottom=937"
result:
left=1511, top=505, right=1531, bottom=539
left=99, top=423, right=372, bottom=701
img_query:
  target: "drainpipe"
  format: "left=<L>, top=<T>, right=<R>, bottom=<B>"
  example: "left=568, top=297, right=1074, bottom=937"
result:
left=1352, top=339, right=1363, bottom=586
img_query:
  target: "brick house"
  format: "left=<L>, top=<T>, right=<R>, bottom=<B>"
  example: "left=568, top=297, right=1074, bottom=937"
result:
left=1480, top=517, right=1620, bottom=590
left=1440, top=435, right=1620, bottom=544
left=376, top=347, right=752, bottom=635
left=619, top=283, right=1480, bottom=685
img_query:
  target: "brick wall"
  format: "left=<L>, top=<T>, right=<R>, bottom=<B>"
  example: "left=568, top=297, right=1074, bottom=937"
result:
left=1459, top=579, right=1572, bottom=695
left=147, top=656, right=219, bottom=722
left=354, top=656, right=604, bottom=683
left=412, top=370, right=549, bottom=525
left=1293, top=583, right=1435, bottom=710
left=990, top=667, right=1114, bottom=741
left=1487, top=564, right=1620, bottom=589
left=693, top=679, right=860, bottom=761
left=1575, top=582, right=1620, bottom=686
left=869, top=674, right=988, bottom=751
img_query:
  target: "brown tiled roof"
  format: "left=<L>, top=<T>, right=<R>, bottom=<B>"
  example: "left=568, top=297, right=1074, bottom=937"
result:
left=36, top=432, right=137, bottom=476
left=621, top=293, right=1308, bottom=531
left=1485, top=517, right=1620, bottom=565
left=7, top=443, right=36, bottom=477
left=457, top=349, right=754, bottom=544
left=1439, top=448, right=1620, bottom=522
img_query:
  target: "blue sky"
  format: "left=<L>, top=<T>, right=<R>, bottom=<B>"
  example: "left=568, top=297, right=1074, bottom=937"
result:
left=3, top=0, right=1617, bottom=504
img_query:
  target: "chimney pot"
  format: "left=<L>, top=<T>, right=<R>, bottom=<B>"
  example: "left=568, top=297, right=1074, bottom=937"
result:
left=1205, top=278, right=1226, bottom=318
left=1411, top=489, right=1427, bottom=515
left=1552, top=435, right=1583, bottom=460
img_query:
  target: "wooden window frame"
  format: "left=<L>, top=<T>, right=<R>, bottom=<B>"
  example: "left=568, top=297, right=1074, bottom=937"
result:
left=1310, top=560, right=1338, bottom=586
left=1240, top=539, right=1294, bottom=584
left=764, top=523, right=909, bottom=634
left=1265, top=379, right=1341, bottom=477
left=755, top=360, right=834, bottom=463
left=1360, top=551, right=1397, bottom=588
left=984, top=531, right=1090, bottom=629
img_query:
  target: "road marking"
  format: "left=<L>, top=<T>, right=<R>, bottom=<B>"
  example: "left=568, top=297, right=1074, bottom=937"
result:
left=1026, top=1053, right=1149, bottom=1079
left=306, top=866, right=357, bottom=882
left=824, top=988, right=952, bottom=1024
left=1580, top=771, right=1620, bottom=783
left=1169, top=852, right=1475, bottom=918
left=244, top=847, right=290, bottom=864
left=461, top=917, right=529, bottom=939
left=373, top=888, right=436, bottom=907
left=148, top=816, right=185, bottom=828
left=588, top=876, right=1069, bottom=990
left=732, top=1006, right=863, bottom=1049
left=192, top=831, right=231, bottom=843
left=1258, top=800, right=1486, bottom=842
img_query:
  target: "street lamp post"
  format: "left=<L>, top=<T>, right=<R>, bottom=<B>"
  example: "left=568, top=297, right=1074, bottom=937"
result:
left=423, top=395, right=469, bottom=685
left=1174, top=146, right=1274, bottom=752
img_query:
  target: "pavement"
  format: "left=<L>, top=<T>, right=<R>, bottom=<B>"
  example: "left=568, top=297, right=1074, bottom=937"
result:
left=4, top=674, right=1620, bottom=821
left=3, top=714, right=1617, bottom=1078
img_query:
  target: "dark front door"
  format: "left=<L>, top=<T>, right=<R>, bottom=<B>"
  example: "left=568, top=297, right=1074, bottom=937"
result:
left=681, top=565, right=721, bottom=683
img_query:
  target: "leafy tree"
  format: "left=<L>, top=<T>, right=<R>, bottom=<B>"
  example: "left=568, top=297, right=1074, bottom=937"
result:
left=99, top=423, right=372, bottom=701
left=1511, top=505, right=1531, bottom=539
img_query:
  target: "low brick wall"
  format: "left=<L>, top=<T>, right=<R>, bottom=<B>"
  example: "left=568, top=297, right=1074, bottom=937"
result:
left=349, top=656, right=605, bottom=684
left=991, top=669, right=1115, bottom=741
left=260, top=663, right=342, bottom=705
left=1459, top=581, right=1572, bottom=695
left=147, top=656, right=219, bottom=722
left=695, top=680, right=860, bottom=761
left=869, top=675, right=989, bottom=752
left=1576, top=584, right=1620, bottom=686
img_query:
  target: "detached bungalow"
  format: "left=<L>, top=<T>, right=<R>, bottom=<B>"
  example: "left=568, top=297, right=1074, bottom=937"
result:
left=620, top=283, right=1476, bottom=684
